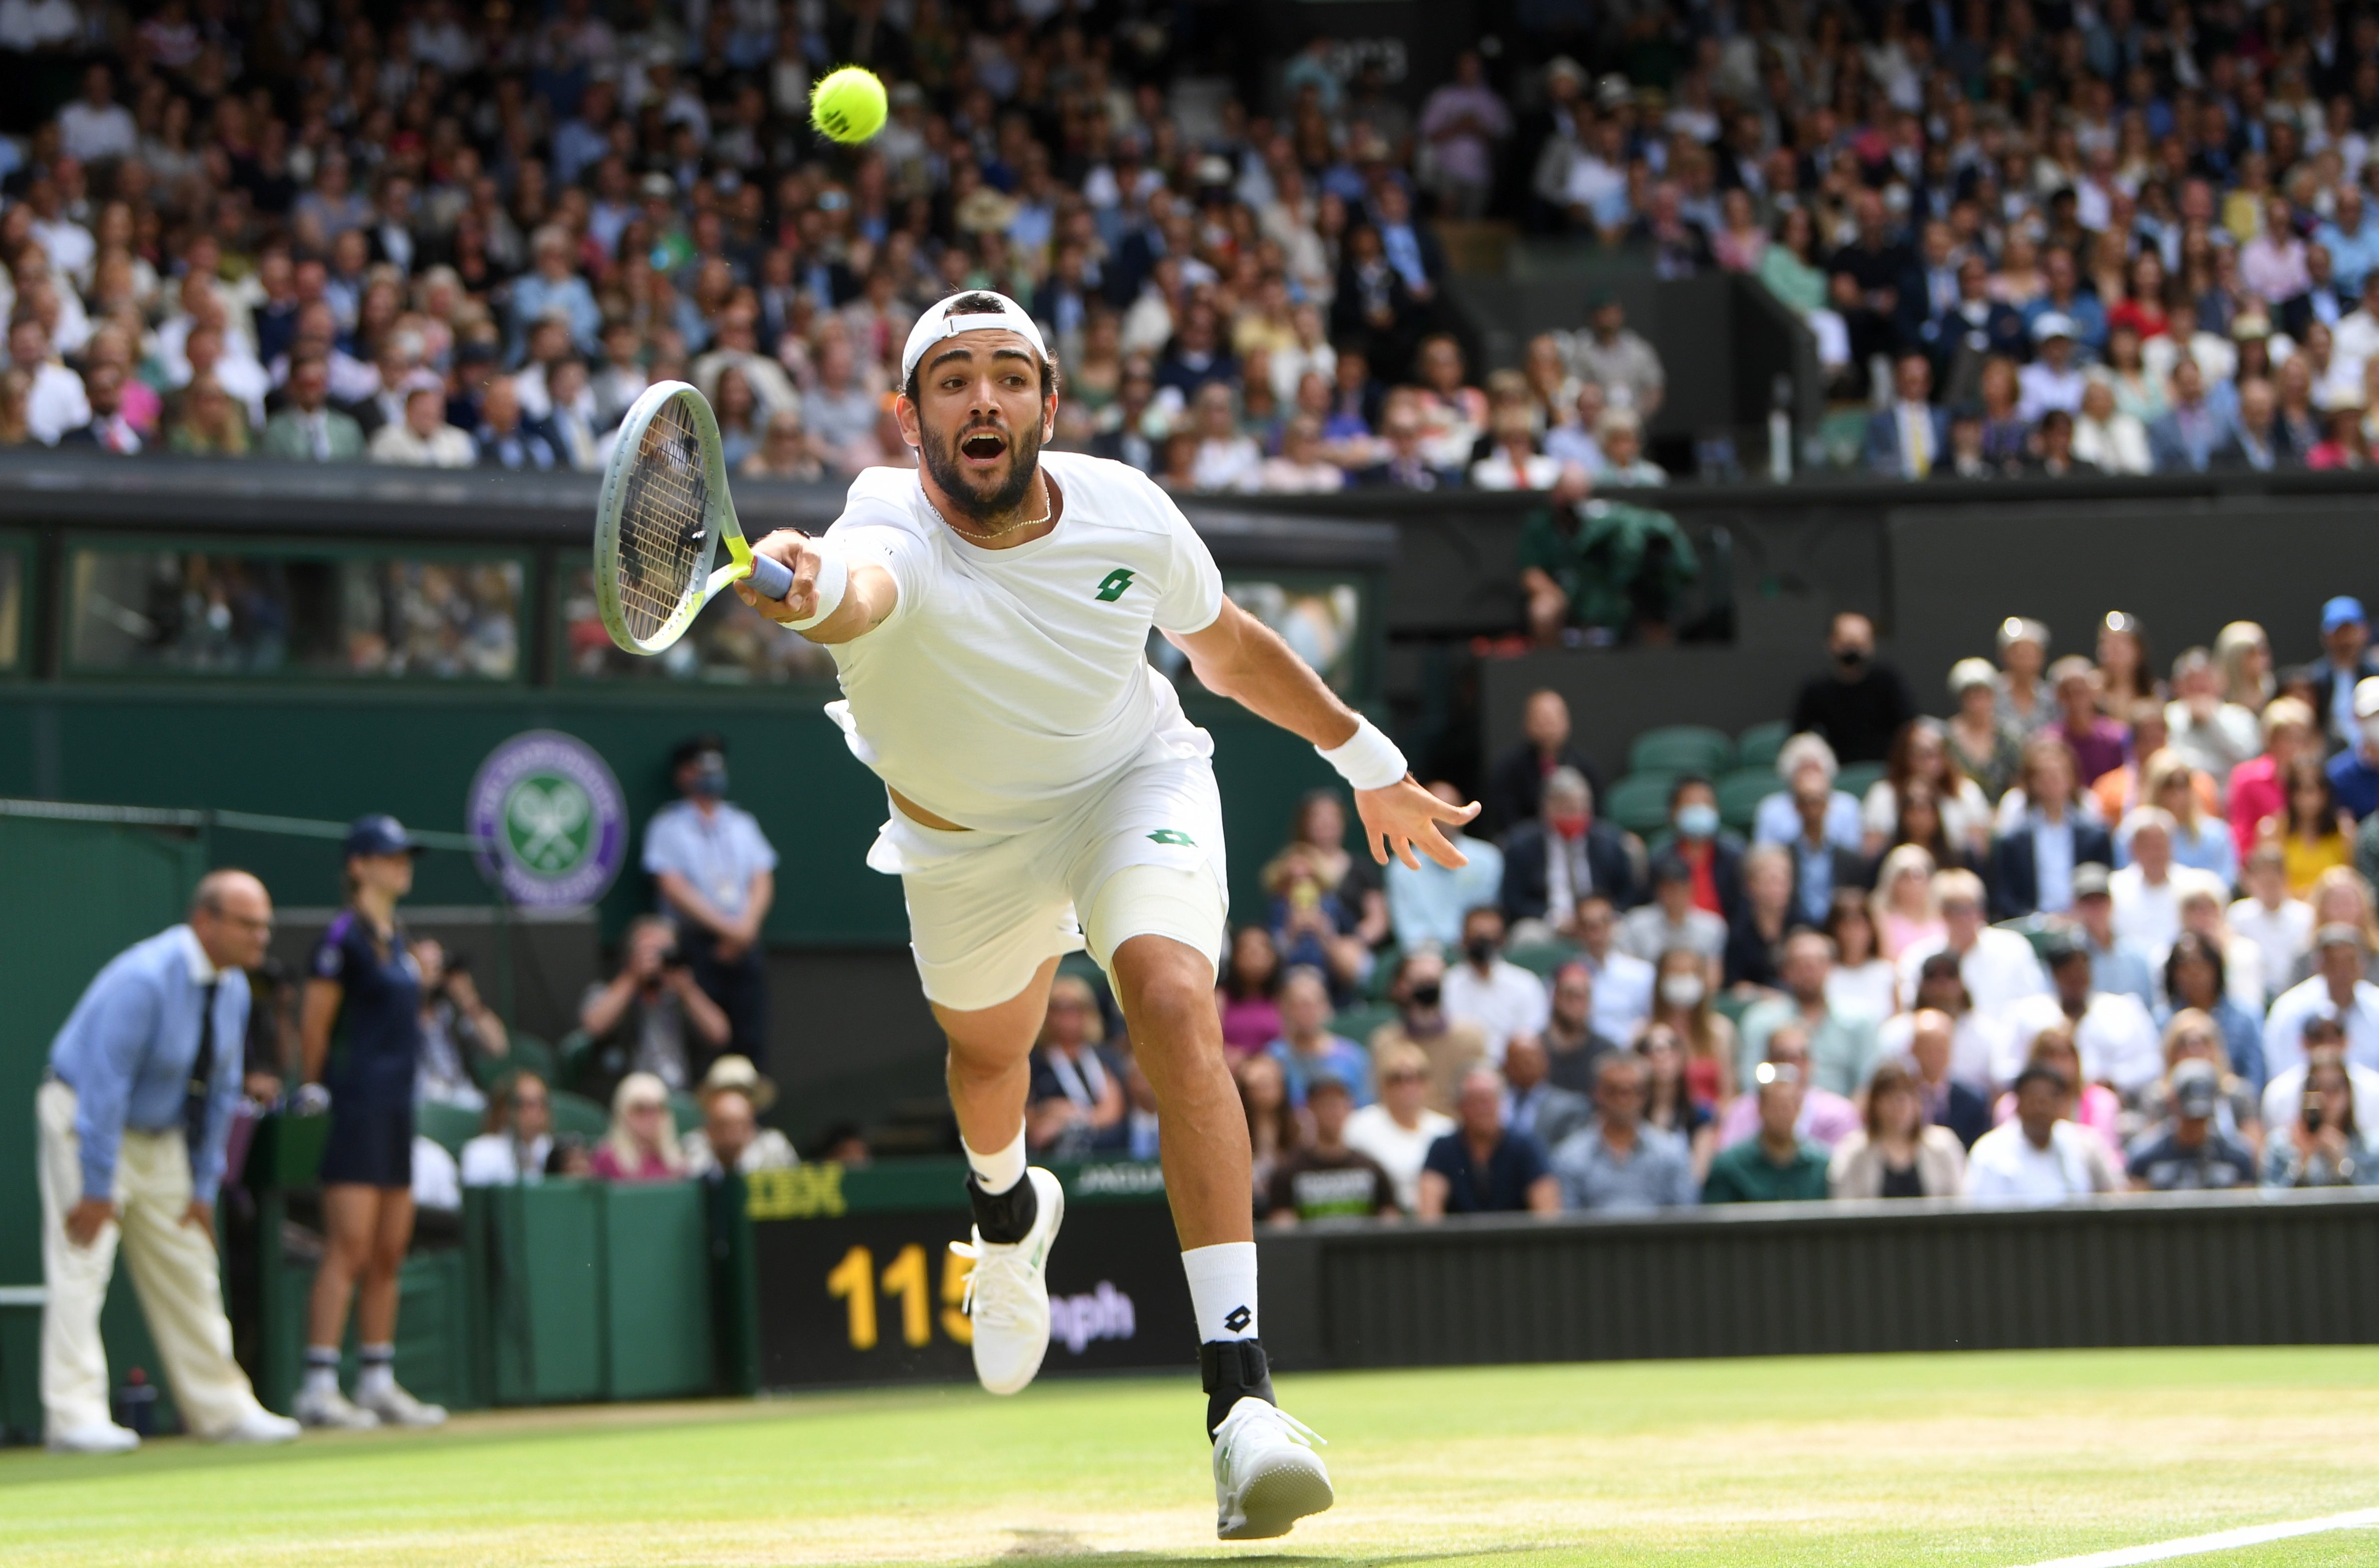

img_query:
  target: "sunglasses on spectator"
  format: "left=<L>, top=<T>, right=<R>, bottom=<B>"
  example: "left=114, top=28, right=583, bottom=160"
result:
left=626, top=1099, right=667, bottom=1114
left=1382, top=1070, right=1425, bottom=1085
left=513, top=1092, right=548, bottom=1110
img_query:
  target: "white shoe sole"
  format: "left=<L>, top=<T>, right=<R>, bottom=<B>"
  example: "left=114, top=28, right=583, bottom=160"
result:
left=1220, top=1450, right=1335, bottom=1540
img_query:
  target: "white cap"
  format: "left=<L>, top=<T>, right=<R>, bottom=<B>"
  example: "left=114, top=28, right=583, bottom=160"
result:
left=899, top=290, right=1050, bottom=384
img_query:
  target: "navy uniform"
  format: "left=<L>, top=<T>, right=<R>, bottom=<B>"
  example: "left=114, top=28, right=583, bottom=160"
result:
left=313, top=835, right=425, bottom=1190
left=643, top=738, right=777, bottom=1066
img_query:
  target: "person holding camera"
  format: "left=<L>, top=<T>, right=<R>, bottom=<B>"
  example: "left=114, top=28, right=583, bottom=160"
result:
left=576, top=914, right=733, bottom=1099
left=412, top=938, right=508, bottom=1109
left=2263, top=1045, right=2378, bottom=1188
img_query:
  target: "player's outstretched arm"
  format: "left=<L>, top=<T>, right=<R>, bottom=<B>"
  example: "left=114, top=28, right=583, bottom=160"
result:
left=735, top=528, right=897, bottom=644
left=1168, top=600, right=1480, bottom=870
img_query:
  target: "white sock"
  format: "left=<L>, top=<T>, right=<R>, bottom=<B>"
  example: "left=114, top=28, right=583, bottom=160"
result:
left=302, top=1356, right=340, bottom=1399
left=357, top=1345, right=395, bottom=1397
left=1182, top=1242, right=1259, bottom=1342
left=964, top=1126, right=1028, bottom=1196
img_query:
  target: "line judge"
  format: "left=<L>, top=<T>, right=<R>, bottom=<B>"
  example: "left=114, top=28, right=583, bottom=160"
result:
left=37, top=869, right=300, bottom=1452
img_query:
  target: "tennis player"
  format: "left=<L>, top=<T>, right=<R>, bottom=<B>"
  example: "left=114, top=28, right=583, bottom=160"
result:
left=736, top=291, right=1476, bottom=1540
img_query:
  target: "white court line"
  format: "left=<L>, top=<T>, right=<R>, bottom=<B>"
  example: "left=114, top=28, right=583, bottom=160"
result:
left=2011, top=1507, right=2379, bottom=1568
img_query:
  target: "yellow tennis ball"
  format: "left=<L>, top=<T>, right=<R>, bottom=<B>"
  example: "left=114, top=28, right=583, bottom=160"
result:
left=810, top=66, right=888, bottom=144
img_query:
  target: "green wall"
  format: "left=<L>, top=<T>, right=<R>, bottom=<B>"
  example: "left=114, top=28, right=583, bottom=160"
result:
left=0, top=683, right=1341, bottom=942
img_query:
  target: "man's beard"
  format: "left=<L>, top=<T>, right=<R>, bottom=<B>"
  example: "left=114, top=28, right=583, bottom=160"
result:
left=920, top=413, right=1043, bottom=526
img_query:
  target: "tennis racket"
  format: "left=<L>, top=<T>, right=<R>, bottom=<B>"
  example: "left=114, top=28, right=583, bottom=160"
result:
left=593, top=380, right=795, bottom=655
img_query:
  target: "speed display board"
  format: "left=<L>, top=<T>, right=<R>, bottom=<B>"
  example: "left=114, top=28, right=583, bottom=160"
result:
left=747, top=1161, right=1194, bottom=1387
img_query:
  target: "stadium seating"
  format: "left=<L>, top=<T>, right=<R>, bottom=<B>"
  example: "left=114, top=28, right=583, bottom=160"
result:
left=1503, top=941, right=1584, bottom=979
left=1626, top=726, right=1734, bottom=778
left=1601, top=773, right=1677, bottom=836
left=1734, top=723, right=1791, bottom=773
left=669, top=1093, right=703, bottom=1137
left=549, top=1091, right=611, bottom=1143
left=1334, top=1003, right=1399, bottom=1050
left=416, top=1100, right=483, bottom=1159
left=1835, top=762, right=1887, bottom=802
left=1714, top=768, right=1776, bottom=832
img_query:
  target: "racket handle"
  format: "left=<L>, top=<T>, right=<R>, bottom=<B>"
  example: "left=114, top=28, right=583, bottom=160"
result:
left=746, top=550, right=795, bottom=602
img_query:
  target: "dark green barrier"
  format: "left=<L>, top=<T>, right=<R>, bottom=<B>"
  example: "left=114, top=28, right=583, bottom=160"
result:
left=746, top=1159, right=1190, bottom=1389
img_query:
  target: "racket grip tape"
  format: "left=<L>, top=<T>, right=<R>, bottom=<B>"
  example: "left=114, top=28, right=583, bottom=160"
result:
left=746, top=550, right=795, bottom=601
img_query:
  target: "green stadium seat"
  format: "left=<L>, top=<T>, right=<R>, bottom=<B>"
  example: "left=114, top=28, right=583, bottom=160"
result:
left=1627, top=725, right=1734, bottom=778
left=416, top=1100, right=483, bottom=1158
left=1835, top=761, right=1887, bottom=801
left=1367, top=944, right=1404, bottom=1001
left=484, top=1032, right=557, bottom=1091
left=1735, top=721, right=1790, bottom=772
left=549, top=1090, right=611, bottom=1142
left=1602, top=772, right=1677, bottom=836
left=1714, top=768, right=1776, bottom=832
left=1332, top=1003, right=1398, bottom=1050
left=1504, top=940, right=1584, bottom=979
left=669, top=1093, right=703, bottom=1137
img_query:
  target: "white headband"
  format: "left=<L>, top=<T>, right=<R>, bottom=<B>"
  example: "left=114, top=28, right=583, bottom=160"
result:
left=899, top=291, right=1051, bottom=383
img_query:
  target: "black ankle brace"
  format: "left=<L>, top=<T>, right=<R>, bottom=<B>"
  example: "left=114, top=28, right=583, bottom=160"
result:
left=1200, top=1339, right=1275, bottom=1438
left=964, top=1171, right=1038, bottom=1244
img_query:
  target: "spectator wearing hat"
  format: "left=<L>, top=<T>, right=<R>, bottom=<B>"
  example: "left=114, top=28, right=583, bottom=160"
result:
left=1619, top=852, right=1730, bottom=968
left=1702, top=1061, right=1831, bottom=1204
left=2263, top=923, right=2379, bottom=1082
left=1263, top=1075, right=1399, bottom=1224
left=2324, top=677, right=2379, bottom=819
left=37, top=870, right=299, bottom=1454
left=2067, top=862, right=2160, bottom=1008
left=682, top=1055, right=797, bottom=1177
left=2127, top=1059, right=2257, bottom=1191
left=1550, top=1050, right=1697, bottom=1212
left=296, top=815, right=446, bottom=1432
left=1790, top=613, right=1917, bottom=768
left=644, top=734, right=777, bottom=1067
left=1946, top=658, right=2025, bottom=800
left=2001, top=937, right=2163, bottom=1097
left=2310, top=598, right=2379, bottom=749
left=1963, top=1064, right=2122, bottom=1205
left=2016, top=314, right=2087, bottom=423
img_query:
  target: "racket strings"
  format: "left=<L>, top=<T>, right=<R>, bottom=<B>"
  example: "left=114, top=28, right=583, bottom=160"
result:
left=616, top=397, right=713, bottom=642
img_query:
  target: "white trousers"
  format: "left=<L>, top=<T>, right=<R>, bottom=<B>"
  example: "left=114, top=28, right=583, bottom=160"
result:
left=36, top=1080, right=266, bottom=1439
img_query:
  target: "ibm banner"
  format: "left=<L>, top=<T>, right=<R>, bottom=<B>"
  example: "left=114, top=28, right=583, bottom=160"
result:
left=747, top=1162, right=1193, bottom=1388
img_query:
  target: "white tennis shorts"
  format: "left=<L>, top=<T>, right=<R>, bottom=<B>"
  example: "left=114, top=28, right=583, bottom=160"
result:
left=865, top=728, right=1231, bottom=1013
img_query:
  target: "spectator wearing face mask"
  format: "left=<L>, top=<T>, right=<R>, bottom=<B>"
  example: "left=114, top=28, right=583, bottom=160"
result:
left=1642, top=774, right=1743, bottom=921
left=1441, top=906, right=1552, bottom=1065
left=1498, top=767, right=1637, bottom=939
left=643, top=734, right=778, bottom=1069
left=1789, top=613, right=1917, bottom=766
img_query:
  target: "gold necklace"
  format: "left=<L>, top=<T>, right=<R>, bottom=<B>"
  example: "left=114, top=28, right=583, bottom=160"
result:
left=925, top=475, right=1055, bottom=540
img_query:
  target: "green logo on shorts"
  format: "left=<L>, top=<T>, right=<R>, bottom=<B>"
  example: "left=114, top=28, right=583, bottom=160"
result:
left=1095, top=568, right=1136, bottom=602
left=1147, top=828, right=1195, bottom=847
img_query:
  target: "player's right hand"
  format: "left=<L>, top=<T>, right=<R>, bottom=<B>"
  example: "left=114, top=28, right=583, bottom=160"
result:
left=736, top=530, right=822, bottom=623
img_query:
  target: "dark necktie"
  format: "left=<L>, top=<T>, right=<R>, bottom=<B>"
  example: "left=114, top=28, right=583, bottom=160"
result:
left=184, top=978, right=220, bottom=1161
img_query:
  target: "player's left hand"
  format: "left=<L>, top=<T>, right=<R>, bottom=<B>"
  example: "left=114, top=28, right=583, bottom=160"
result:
left=1354, top=778, right=1480, bottom=870
left=181, top=1199, right=214, bottom=1244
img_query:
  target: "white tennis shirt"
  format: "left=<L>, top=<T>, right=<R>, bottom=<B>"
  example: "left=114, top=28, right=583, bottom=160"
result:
left=820, top=451, right=1226, bottom=833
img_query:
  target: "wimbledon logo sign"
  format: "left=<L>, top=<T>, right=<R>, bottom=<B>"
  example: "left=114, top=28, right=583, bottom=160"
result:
left=466, top=730, right=628, bottom=909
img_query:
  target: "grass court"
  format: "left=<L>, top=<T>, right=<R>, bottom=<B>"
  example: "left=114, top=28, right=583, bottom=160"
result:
left=6, top=1347, right=2376, bottom=1567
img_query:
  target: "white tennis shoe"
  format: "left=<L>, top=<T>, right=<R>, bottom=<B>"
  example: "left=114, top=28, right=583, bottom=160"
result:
left=45, top=1422, right=139, bottom=1455
left=948, top=1167, right=1065, bottom=1395
left=357, top=1382, right=448, bottom=1428
left=1211, top=1396, right=1334, bottom=1541
left=212, top=1408, right=302, bottom=1445
left=292, top=1384, right=379, bottom=1430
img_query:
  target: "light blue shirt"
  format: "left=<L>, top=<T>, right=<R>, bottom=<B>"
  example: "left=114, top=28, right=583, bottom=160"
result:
left=1385, top=833, right=1504, bottom=952
left=1789, top=834, right=1835, bottom=925
left=509, top=270, right=603, bottom=357
left=2031, top=812, right=2077, bottom=914
left=1265, top=1034, right=1375, bottom=1108
left=643, top=799, right=779, bottom=920
left=2318, top=217, right=2379, bottom=293
left=48, top=925, right=248, bottom=1203
left=1752, top=790, right=1863, bottom=851
left=2085, top=934, right=2159, bottom=1011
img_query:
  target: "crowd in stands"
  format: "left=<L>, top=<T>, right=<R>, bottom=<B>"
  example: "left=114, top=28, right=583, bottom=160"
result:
left=1114, top=598, right=2379, bottom=1222
left=0, top=0, right=1695, bottom=498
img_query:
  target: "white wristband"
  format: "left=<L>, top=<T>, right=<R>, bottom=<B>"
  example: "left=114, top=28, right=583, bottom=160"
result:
left=1318, top=716, right=1407, bottom=791
left=786, top=535, right=850, bottom=630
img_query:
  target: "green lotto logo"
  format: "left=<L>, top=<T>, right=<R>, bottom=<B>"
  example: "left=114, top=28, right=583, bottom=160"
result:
left=1147, top=828, right=1195, bottom=847
left=466, top=731, right=628, bottom=908
left=1094, top=568, right=1136, bottom=602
